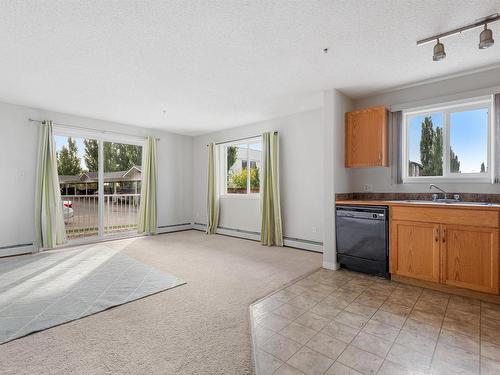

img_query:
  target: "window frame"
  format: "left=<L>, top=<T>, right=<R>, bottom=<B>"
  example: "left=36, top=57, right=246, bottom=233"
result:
left=219, top=136, right=262, bottom=199
left=402, top=96, right=493, bottom=184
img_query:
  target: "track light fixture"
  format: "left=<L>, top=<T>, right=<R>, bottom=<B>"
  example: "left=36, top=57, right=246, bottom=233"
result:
left=417, top=13, right=499, bottom=61
left=479, top=24, right=495, bottom=49
left=433, top=39, right=446, bottom=61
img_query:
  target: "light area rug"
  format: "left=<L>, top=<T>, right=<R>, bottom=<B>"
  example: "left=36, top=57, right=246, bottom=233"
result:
left=0, top=230, right=321, bottom=375
left=0, top=242, right=185, bottom=344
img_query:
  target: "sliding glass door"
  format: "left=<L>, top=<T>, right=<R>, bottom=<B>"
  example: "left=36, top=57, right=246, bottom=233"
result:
left=103, top=141, right=142, bottom=235
left=55, top=133, right=143, bottom=242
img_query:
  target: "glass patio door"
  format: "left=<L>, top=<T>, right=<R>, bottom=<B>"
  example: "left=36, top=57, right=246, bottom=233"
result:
left=56, top=135, right=100, bottom=240
left=55, top=133, right=143, bottom=242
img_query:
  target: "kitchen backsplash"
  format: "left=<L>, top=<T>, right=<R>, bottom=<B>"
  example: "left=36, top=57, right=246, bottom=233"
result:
left=336, top=192, right=500, bottom=203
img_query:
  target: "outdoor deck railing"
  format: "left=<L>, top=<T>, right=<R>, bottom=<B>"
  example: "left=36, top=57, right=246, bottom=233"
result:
left=61, top=194, right=140, bottom=239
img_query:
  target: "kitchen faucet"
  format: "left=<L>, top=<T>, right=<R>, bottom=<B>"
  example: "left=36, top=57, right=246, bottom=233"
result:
left=429, top=184, right=448, bottom=200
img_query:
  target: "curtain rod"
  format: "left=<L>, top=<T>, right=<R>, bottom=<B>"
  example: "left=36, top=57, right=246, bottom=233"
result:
left=206, top=131, right=277, bottom=147
left=28, top=118, right=160, bottom=141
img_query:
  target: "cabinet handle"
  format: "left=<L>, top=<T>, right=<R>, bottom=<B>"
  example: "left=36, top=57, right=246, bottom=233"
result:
left=434, top=228, right=439, bottom=242
left=442, top=228, right=446, bottom=243
left=378, top=152, right=382, bottom=161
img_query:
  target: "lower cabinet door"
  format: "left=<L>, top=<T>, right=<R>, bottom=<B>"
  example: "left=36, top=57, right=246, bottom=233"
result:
left=441, top=225, right=499, bottom=294
left=391, top=220, right=441, bottom=282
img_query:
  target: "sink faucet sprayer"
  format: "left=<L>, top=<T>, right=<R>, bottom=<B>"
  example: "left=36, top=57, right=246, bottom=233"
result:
left=429, top=184, right=448, bottom=200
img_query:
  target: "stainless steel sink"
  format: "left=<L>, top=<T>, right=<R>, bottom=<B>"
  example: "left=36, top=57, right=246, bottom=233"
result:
left=394, top=199, right=494, bottom=206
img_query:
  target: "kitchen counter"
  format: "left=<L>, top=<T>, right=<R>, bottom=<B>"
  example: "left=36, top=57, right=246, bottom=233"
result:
left=336, top=199, right=500, bottom=210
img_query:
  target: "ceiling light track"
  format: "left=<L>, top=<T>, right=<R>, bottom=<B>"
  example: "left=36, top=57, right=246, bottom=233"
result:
left=417, top=13, right=499, bottom=46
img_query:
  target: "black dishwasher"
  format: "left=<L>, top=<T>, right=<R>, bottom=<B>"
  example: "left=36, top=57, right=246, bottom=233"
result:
left=336, top=205, right=389, bottom=278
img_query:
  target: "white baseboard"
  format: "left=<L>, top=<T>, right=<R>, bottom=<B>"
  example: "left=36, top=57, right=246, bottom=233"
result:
left=192, top=223, right=323, bottom=253
left=0, top=243, right=34, bottom=257
left=322, top=261, right=340, bottom=270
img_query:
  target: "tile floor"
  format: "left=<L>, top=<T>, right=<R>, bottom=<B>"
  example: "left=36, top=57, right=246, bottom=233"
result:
left=250, top=268, right=500, bottom=375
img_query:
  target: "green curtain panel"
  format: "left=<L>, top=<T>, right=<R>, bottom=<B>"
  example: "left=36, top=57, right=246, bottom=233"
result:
left=138, top=136, right=158, bottom=234
left=34, top=120, right=67, bottom=251
left=206, top=143, right=219, bottom=234
left=261, top=132, right=283, bottom=246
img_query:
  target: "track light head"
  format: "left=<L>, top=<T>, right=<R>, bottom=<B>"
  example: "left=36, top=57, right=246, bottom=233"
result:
left=479, top=24, right=494, bottom=49
left=433, top=39, right=446, bottom=61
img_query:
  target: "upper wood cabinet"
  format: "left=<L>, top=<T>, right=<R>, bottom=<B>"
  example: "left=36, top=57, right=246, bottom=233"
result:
left=345, top=106, right=389, bottom=168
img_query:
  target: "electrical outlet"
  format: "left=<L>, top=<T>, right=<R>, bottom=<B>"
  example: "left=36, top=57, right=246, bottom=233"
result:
left=362, top=184, right=373, bottom=192
left=312, top=227, right=318, bottom=234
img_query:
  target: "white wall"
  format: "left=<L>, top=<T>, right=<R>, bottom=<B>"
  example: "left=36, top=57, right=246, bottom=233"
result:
left=0, top=101, right=193, bottom=252
left=323, top=89, right=353, bottom=269
left=192, top=109, right=324, bottom=244
left=351, top=66, right=500, bottom=194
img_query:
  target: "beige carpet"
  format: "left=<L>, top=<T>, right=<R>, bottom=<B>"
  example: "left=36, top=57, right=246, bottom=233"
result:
left=0, top=230, right=322, bottom=375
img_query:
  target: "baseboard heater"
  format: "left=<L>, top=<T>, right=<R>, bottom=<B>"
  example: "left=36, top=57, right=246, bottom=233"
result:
left=0, top=243, right=34, bottom=257
left=192, top=223, right=323, bottom=252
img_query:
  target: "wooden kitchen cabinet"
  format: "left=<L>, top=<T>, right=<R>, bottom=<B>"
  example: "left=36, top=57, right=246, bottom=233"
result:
left=390, top=206, right=500, bottom=295
left=441, top=224, right=499, bottom=294
left=345, top=106, right=388, bottom=167
left=390, top=220, right=441, bottom=282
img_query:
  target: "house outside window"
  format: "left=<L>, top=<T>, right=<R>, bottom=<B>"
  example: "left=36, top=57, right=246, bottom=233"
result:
left=221, top=137, right=262, bottom=196
left=403, top=96, right=492, bottom=183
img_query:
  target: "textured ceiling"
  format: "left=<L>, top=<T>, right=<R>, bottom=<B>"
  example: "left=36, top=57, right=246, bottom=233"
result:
left=0, top=1, right=499, bottom=135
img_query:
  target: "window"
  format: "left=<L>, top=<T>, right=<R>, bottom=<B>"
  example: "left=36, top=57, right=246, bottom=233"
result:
left=403, top=97, right=492, bottom=182
left=222, top=137, right=261, bottom=195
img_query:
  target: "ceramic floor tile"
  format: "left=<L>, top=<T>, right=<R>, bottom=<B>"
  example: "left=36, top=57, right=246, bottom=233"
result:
left=334, top=311, right=369, bottom=330
left=288, top=295, right=320, bottom=310
left=337, top=345, right=383, bottom=375
left=280, top=322, right=317, bottom=345
left=325, top=362, right=363, bottom=375
left=395, top=326, right=437, bottom=357
left=481, top=356, right=500, bottom=375
left=442, top=316, right=479, bottom=338
left=430, top=359, right=478, bottom=375
left=481, top=341, right=500, bottom=362
left=351, top=331, right=392, bottom=358
left=273, top=363, right=306, bottom=375
left=361, top=319, right=400, bottom=342
left=250, top=270, right=500, bottom=375
left=344, top=302, right=377, bottom=319
left=321, top=321, right=360, bottom=344
left=254, top=324, right=277, bottom=346
left=306, top=332, right=347, bottom=360
left=408, top=308, right=444, bottom=327
left=371, top=310, right=406, bottom=329
left=274, top=303, right=307, bottom=321
left=287, top=346, right=334, bottom=375
left=294, top=311, right=330, bottom=331
left=256, top=349, right=284, bottom=375
left=260, top=334, right=303, bottom=362
left=309, top=302, right=343, bottom=320
left=376, top=359, right=418, bottom=375
left=438, top=329, right=479, bottom=354
left=258, top=312, right=293, bottom=332
left=386, top=343, right=432, bottom=372
left=433, top=341, right=479, bottom=374
left=481, top=302, right=500, bottom=321
left=378, top=301, right=412, bottom=316
left=403, top=318, right=440, bottom=340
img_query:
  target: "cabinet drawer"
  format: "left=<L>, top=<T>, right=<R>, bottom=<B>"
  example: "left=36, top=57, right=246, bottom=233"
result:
left=391, top=206, right=499, bottom=228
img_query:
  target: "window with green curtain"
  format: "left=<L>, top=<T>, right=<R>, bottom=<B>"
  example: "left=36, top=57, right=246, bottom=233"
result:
left=34, top=120, right=67, bottom=250
left=260, top=132, right=283, bottom=246
left=206, top=142, right=219, bottom=234
left=137, top=136, right=157, bottom=234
